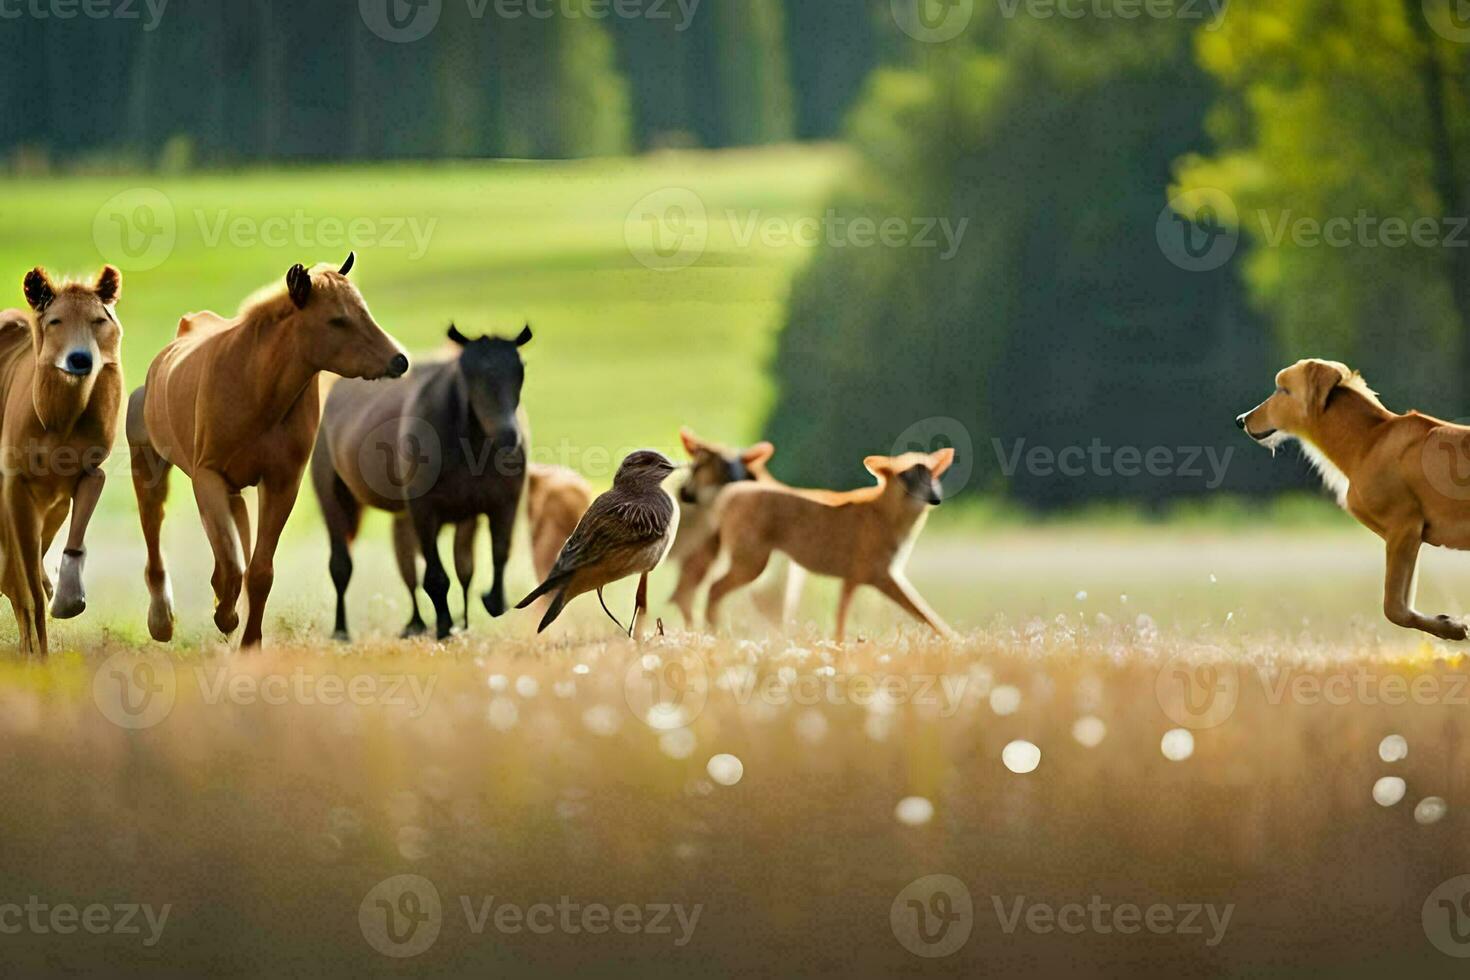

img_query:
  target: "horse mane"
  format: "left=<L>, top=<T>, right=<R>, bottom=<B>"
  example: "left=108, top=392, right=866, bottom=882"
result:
left=234, top=262, right=344, bottom=326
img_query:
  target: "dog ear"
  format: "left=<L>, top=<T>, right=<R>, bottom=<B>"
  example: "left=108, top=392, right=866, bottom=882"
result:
left=94, top=266, right=122, bottom=306
left=514, top=324, right=533, bottom=347
left=23, top=268, right=55, bottom=312
left=1302, top=361, right=1347, bottom=414
left=286, top=264, right=312, bottom=309
left=929, top=447, right=956, bottom=477
left=679, top=427, right=703, bottom=456
left=742, top=442, right=775, bottom=467
left=863, top=455, right=893, bottom=479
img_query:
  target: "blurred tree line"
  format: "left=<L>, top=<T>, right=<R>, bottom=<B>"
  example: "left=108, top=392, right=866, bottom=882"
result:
left=0, top=0, right=889, bottom=163
left=767, top=0, right=1470, bottom=508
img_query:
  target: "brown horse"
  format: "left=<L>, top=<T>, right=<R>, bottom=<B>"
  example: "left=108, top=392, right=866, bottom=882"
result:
left=0, top=266, right=123, bottom=656
left=127, top=254, right=408, bottom=648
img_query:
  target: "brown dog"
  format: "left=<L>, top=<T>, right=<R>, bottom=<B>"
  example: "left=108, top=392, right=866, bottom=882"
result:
left=1238, top=358, right=1470, bottom=641
left=669, top=427, right=802, bottom=626
left=0, top=267, right=123, bottom=656
left=706, top=449, right=955, bottom=641
left=525, top=462, right=595, bottom=582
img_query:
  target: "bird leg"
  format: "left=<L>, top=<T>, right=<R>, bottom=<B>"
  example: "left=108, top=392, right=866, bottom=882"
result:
left=596, top=587, right=628, bottom=634
left=629, top=573, right=650, bottom=641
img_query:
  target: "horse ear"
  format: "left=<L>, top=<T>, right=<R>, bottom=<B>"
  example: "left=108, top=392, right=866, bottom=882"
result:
left=23, top=268, right=55, bottom=312
left=447, top=324, right=470, bottom=347
left=514, top=324, right=533, bottom=347
left=286, top=264, right=312, bottom=309
left=339, top=251, right=355, bottom=276
left=94, top=265, right=121, bottom=306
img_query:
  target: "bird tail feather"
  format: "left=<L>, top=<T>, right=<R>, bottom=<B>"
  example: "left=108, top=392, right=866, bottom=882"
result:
left=537, top=590, right=570, bottom=633
left=517, top=573, right=569, bottom=610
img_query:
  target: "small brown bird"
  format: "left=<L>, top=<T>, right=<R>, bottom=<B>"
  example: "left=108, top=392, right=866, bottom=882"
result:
left=517, top=450, right=680, bottom=636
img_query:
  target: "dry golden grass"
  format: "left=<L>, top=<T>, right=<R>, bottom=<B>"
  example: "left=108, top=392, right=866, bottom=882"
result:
left=4, top=550, right=1470, bottom=976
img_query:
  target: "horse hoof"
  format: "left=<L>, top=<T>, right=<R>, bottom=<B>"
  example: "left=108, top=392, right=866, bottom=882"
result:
left=436, top=623, right=454, bottom=641
left=215, top=608, right=239, bottom=634
left=332, top=630, right=351, bottom=644
left=400, top=621, right=428, bottom=640
left=50, top=594, right=85, bottom=620
left=482, top=592, right=506, bottom=618
left=147, top=607, right=174, bottom=643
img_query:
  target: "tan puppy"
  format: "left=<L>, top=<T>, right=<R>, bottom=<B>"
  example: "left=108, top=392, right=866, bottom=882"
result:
left=1238, top=358, right=1470, bottom=641
left=669, top=427, right=801, bottom=626
left=706, top=449, right=955, bottom=641
left=526, top=462, right=595, bottom=582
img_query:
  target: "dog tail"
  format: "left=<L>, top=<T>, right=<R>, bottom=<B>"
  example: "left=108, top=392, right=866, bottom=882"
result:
left=536, top=589, right=570, bottom=633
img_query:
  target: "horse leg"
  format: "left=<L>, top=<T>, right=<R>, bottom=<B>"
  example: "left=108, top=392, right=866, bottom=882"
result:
left=192, top=468, right=246, bottom=638
left=410, top=504, right=454, bottom=640
left=39, top=500, right=66, bottom=603
left=240, top=472, right=303, bottom=649
left=312, top=454, right=362, bottom=643
left=3, top=478, right=46, bottom=657
left=454, top=518, right=477, bottom=630
left=130, top=441, right=175, bottom=642
left=230, top=493, right=252, bottom=623
left=391, top=513, right=427, bottom=638
left=482, top=497, right=516, bottom=619
left=50, top=466, right=104, bottom=619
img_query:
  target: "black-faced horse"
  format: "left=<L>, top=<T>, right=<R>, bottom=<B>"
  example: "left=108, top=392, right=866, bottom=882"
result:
left=311, top=324, right=531, bottom=640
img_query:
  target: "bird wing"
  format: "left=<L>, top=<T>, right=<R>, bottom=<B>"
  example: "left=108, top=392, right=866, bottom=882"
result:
left=548, top=489, right=673, bottom=578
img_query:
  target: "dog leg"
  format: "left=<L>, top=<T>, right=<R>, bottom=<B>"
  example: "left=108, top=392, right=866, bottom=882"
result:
left=835, top=579, right=857, bottom=643
left=1384, top=527, right=1467, bottom=641
left=873, top=570, right=956, bottom=640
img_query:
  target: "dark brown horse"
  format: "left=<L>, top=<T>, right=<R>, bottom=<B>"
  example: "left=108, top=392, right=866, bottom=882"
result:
left=312, top=324, right=531, bottom=641
left=0, top=266, right=123, bottom=656
left=127, top=254, right=408, bottom=648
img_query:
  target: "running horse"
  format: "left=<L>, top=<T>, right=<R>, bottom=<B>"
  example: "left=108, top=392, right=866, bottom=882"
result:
left=312, top=323, right=531, bottom=641
left=0, top=266, right=123, bottom=656
left=127, top=254, right=408, bottom=648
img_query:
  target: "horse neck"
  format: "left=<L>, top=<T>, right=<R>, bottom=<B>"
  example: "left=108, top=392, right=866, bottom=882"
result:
left=224, top=311, right=321, bottom=430
left=31, top=360, right=95, bottom=436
